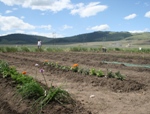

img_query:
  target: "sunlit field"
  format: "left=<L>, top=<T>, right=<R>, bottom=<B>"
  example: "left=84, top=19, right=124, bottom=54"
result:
left=0, top=40, right=150, bottom=114
left=0, top=40, right=150, bottom=53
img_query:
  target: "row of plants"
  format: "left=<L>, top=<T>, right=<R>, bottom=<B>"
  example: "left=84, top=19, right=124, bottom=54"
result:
left=0, top=46, right=149, bottom=53
left=43, top=61, right=125, bottom=81
left=110, top=47, right=150, bottom=53
left=0, top=60, right=74, bottom=113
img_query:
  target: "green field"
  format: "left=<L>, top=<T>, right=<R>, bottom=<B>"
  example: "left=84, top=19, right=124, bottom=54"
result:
left=0, top=39, right=150, bottom=53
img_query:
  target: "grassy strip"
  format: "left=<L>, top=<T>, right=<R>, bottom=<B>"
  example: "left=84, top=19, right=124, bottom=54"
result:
left=0, top=46, right=150, bottom=53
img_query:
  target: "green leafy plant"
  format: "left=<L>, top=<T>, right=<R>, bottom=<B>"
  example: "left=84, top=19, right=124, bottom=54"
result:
left=107, top=69, right=125, bottom=80
left=89, top=68, right=96, bottom=76
left=20, top=47, right=30, bottom=52
left=60, top=66, right=71, bottom=71
left=0, top=60, right=14, bottom=78
left=96, top=70, right=104, bottom=77
left=115, top=71, right=125, bottom=81
left=54, top=62, right=60, bottom=68
left=3, top=66, right=18, bottom=78
left=82, top=69, right=89, bottom=75
left=77, top=68, right=84, bottom=74
left=11, top=73, right=33, bottom=84
left=107, top=70, right=116, bottom=78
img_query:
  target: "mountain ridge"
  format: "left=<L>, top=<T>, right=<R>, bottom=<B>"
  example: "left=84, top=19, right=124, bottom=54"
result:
left=0, top=31, right=150, bottom=45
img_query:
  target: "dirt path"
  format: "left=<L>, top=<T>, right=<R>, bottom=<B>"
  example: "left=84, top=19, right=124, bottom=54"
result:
left=0, top=52, right=150, bottom=114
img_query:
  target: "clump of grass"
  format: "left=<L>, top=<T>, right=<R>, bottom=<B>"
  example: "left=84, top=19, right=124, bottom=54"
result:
left=115, top=48, right=122, bottom=51
left=34, top=48, right=44, bottom=52
left=70, top=47, right=88, bottom=52
left=32, top=86, right=75, bottom=114
left=89, top=47, right=101, bottom=52
left=39, top=86, right=74, bottom=107
left=46, top=47, right=63, bottom=52
left=17, top=81, right=45, bottom=99
left=20, top=47, right=30, bottom=52
left=0, top=47, right=5, bottom=52
left=5, top=47, right=18, bottom=52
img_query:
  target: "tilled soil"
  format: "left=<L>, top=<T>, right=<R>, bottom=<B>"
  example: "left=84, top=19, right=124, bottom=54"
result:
left=0, top=52, right=150, bottom=114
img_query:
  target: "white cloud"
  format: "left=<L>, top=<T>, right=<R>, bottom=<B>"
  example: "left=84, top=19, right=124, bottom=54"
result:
left=129, top=28, right=149, bottom=33
left=124, top=13, right=137, bottom=20
left=15, top=30, right=25, bottom=33
left=87, top=24, right=110, bottom=31
left=70, top=2, right=108, bottom=17
left=39, top=25, right=52, bottom=30
left=0, top=15, right=35, bottom=31
left=0, top=0, right=73, bottom=12
left=62, top=24, right=73, bottom=30
left=5, top=10, right=12, bottom=14
left=29, top=31, right=63, bottom=38
left=145, top=11, right=150, bottom=18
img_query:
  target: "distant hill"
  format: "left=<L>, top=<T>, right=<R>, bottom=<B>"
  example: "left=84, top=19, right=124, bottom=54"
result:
left=0, top=31, right=150, bottom=45
left=125, top=32, right=150, bottom=40
left=0, top=33, right=52, bottom=44
left=49, top=31, right=132, bottom=44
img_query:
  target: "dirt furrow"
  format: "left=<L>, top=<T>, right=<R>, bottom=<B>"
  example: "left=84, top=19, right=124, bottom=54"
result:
left=0, top=52, right=150, bottom=114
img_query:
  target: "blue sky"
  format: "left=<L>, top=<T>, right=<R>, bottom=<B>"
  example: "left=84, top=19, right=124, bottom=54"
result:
left=0, top=0, right=150, bottom=38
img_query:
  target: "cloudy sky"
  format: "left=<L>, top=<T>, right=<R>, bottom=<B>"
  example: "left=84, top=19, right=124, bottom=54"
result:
left=0, top=0, right=150, bottom=38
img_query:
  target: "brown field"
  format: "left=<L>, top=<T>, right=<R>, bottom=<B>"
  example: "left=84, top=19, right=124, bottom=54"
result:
left=0, top=51, right=150, bottom=114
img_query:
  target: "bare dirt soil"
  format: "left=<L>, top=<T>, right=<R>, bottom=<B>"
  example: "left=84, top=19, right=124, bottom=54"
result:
left=0, top=51, right=150, bottom=114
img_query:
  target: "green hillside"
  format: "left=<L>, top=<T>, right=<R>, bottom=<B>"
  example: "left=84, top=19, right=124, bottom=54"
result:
left=125, top=32, right=150, bottom=40
left=46, top=31, right=132, bottom=44
left=0, top=31, right=150, bottom=45
left=0, top=33, right=52, bottom=44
